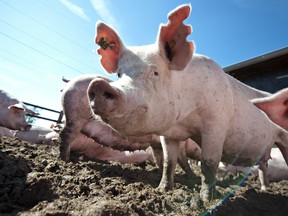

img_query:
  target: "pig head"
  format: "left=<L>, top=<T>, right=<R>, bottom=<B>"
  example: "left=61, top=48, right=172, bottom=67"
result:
left=0, top=89, right=32, bottom=131
left=88, top=4, right=288, bottom=203
left=88, top=5, right=194, bottom=136
left=87, top=4, right=277, bottom=136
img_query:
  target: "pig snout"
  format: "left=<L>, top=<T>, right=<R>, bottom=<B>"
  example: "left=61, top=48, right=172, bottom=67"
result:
left=88, top=78, right=120, bottom=116
left=18, top=124, right=31, bottom=132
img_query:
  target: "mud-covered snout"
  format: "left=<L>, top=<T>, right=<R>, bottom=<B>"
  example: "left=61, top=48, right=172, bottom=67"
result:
left=88, top=78, right=120, bottom=116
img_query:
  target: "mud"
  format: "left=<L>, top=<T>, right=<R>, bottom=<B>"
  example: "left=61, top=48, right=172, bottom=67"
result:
left=1, top=136, right=288, bottom=216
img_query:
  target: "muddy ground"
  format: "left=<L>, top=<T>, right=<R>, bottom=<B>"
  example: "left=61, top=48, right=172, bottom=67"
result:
left=1, top=136, right=288, bottom=216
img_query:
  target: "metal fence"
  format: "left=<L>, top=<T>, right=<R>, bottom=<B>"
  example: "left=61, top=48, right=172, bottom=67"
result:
left=23, top=102, right=64, bottom=124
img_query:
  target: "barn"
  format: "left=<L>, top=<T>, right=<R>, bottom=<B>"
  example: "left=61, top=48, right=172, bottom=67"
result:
left=224, top=47, right=288, bottom=93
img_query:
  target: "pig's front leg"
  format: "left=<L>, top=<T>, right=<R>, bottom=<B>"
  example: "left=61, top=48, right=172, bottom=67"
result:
left=59, top=125, right=80, bottom=162
left=157, top=136, right=180, bottom=191
left=257, top=147, right=272, bottom=191
left=258, top=160, right=269, bottom=191
left=200, top=134, right=223, bottom=203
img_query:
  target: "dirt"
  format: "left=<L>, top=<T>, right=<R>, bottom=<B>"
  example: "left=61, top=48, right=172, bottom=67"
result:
left=1, top=136, right=288, bottom=216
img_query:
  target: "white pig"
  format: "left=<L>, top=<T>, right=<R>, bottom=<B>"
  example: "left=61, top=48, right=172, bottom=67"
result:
left=87, top=4, right=288, bottom=203
left=60, top=74, right=201, bottom=174
left=14, top=125, right=59, bottom=145
left=0, top=89, right=35, bottom=131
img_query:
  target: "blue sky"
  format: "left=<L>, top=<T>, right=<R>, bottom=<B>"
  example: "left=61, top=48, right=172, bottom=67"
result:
left=1, top=0, right=288, bottom=127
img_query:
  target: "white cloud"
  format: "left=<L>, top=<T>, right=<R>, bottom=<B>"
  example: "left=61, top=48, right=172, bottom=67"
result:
left=59, top=0, right=90, bottom=21
left=90, top=0, right=118, bottom=29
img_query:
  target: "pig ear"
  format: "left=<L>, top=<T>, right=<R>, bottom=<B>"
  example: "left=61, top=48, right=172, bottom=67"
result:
left=252, top=89, right=288, bottom=130
left=8, top=103, right=25, bottom=111
left=95, top=21, right=124, bottom=73
left=158, top=4, right=195, bottom=71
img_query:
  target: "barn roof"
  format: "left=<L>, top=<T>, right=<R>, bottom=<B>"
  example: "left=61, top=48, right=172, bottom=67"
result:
left=224, top=47, right=288, bottom=80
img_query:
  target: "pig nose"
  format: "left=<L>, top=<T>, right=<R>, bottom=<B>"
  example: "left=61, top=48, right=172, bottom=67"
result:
left=88, top=78, right=119, bottom=115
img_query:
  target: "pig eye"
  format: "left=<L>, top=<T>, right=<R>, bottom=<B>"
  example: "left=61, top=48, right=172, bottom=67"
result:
left=154, top=71, right=159, bottom=76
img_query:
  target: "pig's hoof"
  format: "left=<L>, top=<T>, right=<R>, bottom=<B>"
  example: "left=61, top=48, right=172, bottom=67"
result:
left=156, top=185, right=169, bottom=192
left=200, top=188, right=210, bottom=204
left=200, top=186, right=220, bottom=205
left=156, top=183, right=172, bottom=192
left=156, top=177, right=174, bottom=192
left=260, top=185, right=268, bottom=191
left=59, top=152, right=70, bottom=162
left=59, top=146, right=71, bottom=162
left=155, top=187, right=165, bottom=193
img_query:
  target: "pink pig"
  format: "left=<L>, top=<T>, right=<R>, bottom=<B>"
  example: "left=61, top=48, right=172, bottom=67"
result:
left=60, top=74, right=202, bottom=172
left=88, top=4, right=288, bottom=203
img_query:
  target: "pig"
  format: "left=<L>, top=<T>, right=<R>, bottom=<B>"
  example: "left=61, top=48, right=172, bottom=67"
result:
left=0, top=126, right=14, bottom=138
left=60, top=74, right=154, bottom=160
left=87, top=4, right=288, bottom=203
left=219, top=148, right=288, bottom=191
left=14, top=125, right=59, bottom=145
left=60, top=74, right=201, bottom=175
left=0, top=89, right=36, bottom=131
